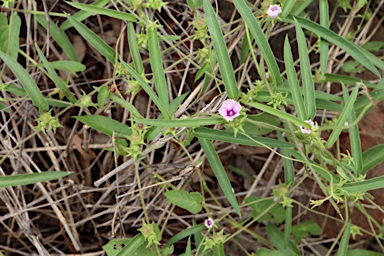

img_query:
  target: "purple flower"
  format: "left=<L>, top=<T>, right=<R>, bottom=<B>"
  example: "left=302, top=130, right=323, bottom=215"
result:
left=267, top=4, right=282, bottom=19
left=218, top=99, right=241, bottom=122
left=204, top=218, right=214, bottom=229
left=300, top=119, right=315, bottom=134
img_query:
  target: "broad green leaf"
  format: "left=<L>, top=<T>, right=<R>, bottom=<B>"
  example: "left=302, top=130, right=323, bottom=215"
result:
left=194, top=127, right=293, bottom=148
left=284, top=15, right=381, bottom=77
left=342, top=175, right=384, bottom=194
left=61, top=0, right=110, bottom=30
left=233, top=0, right=283, bottom=86
left=0, top=52, right=49, bottom=112
left=294, top=17, right=316, bottom=119
left=134, top=117, right=222, bottom=128
left=245, top=196, right=285, bottom=223
left=36, top=60, right=86, bottom=73
left=66, top=2, right=136, bottom=22
left=0, top=171, right=71, bottom=188
left=67, top=15, right=116, bottom=63
left=284, top=36, right=306, bottom=120
left=35, top=15, right=78, bottom=61
left=337, top=222, right=351, bottom=256
left=204, top=0, right=239, bottom=99
left=342, top=61, right=365, bottom=73
left=116, top=234, right=145, bottom=256
left=326, top=86, right=359, bottom=148
left=266, top=224, right=300, bottom=256
left=242, top=113, right=280, bottom=136
left=74, top=115, right=132, bottom=137
left=362, top=144, right=384, bottom=174
left=147, top=24, right=170, bottom=110
left=35, top=45, right=77, bottom=104
left=362, top=41, right=384, bottom=52
left=103, top=238, right=130, bottom=256
left=165, top=224, right=205, bottom=248
left=165, top=190, right=203, bottom=214
left=199, top=137, right=241, bottom=216
left=128, top=22, right=144, bottom=75
left=291, top=220, right=322, bottom=243
left=212, top=243, right=225, bottom=256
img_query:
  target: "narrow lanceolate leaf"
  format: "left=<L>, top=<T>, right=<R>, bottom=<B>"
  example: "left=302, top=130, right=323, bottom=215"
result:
left=280, top=0, right=296, bottom=19
left=233, top=0, right=283, bottom=86
left=164, top=224, right=205, bottom=248
left=116, top=234, right=145, bottom=256
left=147, top=24, right=170, bottom=111
left=283, top=36, right=306, bottom=120
left=0, top=171, right=71, bottom=188
left=35, top=45, right=77, bottom=104
left=0, top=52, right=49, bottom=112
left=337, top=222, right=351, bottom=256
left=198, top=137, right=241, bottom=216
left=319, top=0, right=329, bottom=76
left=362, top=144, right=384, bottom=174
left=67, top=15, right=116, bottom=63
left=284, top=15, right=381, bottom=77
left=36, top=15, right=78, bottom=61
left=326, top=86, right=359, bottom=148
left=8, top=13, right=21, bottom=60
left=134, top=117, right=223, bottom=128
left=203, top=1, right=239, bottom=99
left=294, top=17, right=316, bottom=119
left=128, top=22, right=144, bottom=75
left=342, top=175, right=384, bottom=194
left=119, top=60, right=171, bottom=119
left=66, top=2, right=136, bottom=22
left=61, top=0, right=110, bottom=30
left=74, top=115, right=132, bottom=137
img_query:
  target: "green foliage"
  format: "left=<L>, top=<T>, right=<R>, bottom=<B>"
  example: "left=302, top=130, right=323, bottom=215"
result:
left=291, top=220, right=322, bottom=243
left=165, top=190, right=204, bottom=214
left=245, top=196, right=285, bottom=223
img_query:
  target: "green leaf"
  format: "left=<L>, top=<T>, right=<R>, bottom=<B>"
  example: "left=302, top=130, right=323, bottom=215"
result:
left=362, top=144, right=384, bottom=174
left=291, top=220, right=322, bottom=243
left=103, top=238, right=130, bottom=256
left=204, top=0, right=239, bottom=99
left=266, top=224, right=300, bottom=256
left=283, top=36, right=306, bottom=120
left=337, top=222, right=351, bottom=256
left=362, top=41, right=384, bottom=52
left=319, top=0, right=329, bottom=76
left=66, top=2, right=136, bottom=22
left=342, top=61, right=365, bottom=73
left=8, top=13, right=21, bottom=60
left=284, top=15, right=381, bottom=77
left=36, top=60, right=86, bottom=73
left=346, top=249, right=382, bottom=256
left=35, top=45, right=77, bottom=104
left=134, top=117, right=222, bottom=128
left=67, top=15, right=116, bottom=63
left=164, top=224, right=205, bottom=248
left=278, top=132, right=294, bottom=186
left=245, top=196, right=285, bottom=223
left=35, top=15, right=78, bottom=61
left=116, top=234, right=145, bottom=256
left=61, top=0, right=110, bottom=30
left=212, top=243, right=225, bottom=256
left=326, top=86, right=359, bottom=148
left=128, top=22, right=144, bottom=75
left=74, top=115, right=132, bottom=137
left=187, top=0, right=202, bottom=9
left=97, top=84, right=110, bottom=108
left=256, top=248, right=286, bottom=256
left=242, top=113, right=280, bottom=136
left=184, top=236, right=192, bottom=256
left=342, top=175, right=384, bottom=194
left=108, top=94, right=142, bottom=118
left=0, top=171, right=71, bottom=188
left=0, top=52, right=49, bottom=112
left=165, top=190, right=203, bottom=214
left=232, top=0, right=283, bottom=86
left=0, top=14, right=8, bottom=53
left=294, top=17, right=316, bottom=119
left=281, top=0, right=296, bottom=19
left=199, top=137, right=241, bottom=216
left=194, top=127, right=293, bottom=148
left=147, top=24, right=170, bottom=111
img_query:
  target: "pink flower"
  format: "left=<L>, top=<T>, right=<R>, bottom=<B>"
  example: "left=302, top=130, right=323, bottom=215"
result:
left=267, top=4, right=282, bottom=19
left=300, top=119, right=315, bottom=134
left=218, top=99, right=241, bottom=122
left=204, top=218, right=214, bottom=229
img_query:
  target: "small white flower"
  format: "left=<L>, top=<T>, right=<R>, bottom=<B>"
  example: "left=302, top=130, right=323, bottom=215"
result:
left=267, top=4, right=282, bottom=19
left=204, top=218, right=214, bottom=229
left=300, top=119, right=315, bottom=134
